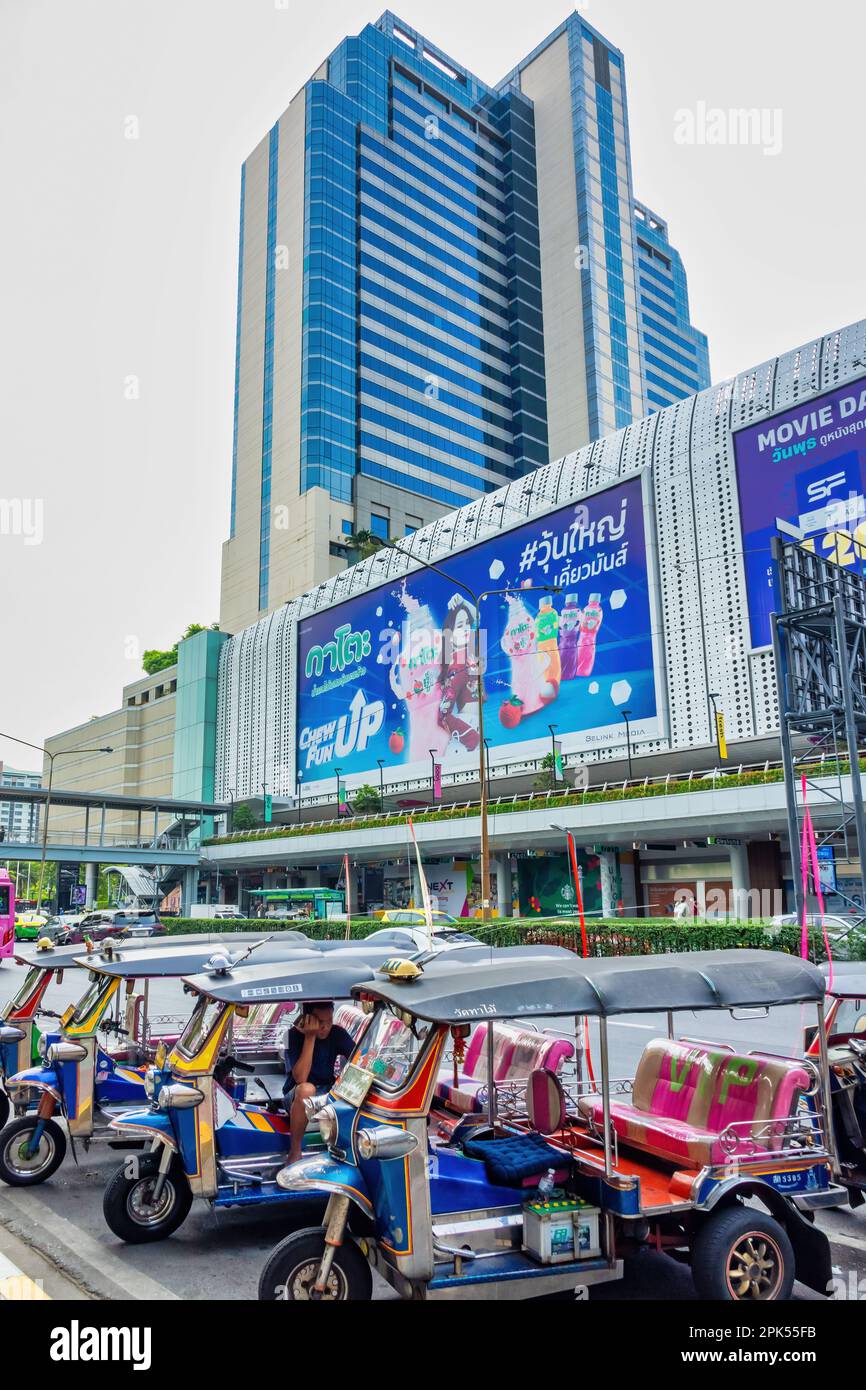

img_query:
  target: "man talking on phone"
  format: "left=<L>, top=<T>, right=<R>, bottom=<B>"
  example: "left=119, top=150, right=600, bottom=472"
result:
left=284, top=1002, right=355, bottom=1164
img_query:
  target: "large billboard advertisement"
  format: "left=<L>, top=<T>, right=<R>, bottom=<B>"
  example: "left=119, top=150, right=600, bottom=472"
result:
left=733, top=375, right=866, bottom=649
left=296, top=475, right=664, bottom=787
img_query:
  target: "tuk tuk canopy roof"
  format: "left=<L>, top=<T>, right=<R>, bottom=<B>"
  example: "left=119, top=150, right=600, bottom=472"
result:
left=14, top=941, right=107, bottom=971
left=185, top=952, right=395, bottom=1004
left=74, top=938, right=326, bottom=980
left=824, top=961, right=866, bottom=998
left=183, top=943, right=574, bottom=1003
left=353, top=949, right=826, bottom=1022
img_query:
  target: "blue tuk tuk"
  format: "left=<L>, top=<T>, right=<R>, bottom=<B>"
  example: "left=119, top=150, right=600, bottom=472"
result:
left=258, top=948, right=845, bottom=1302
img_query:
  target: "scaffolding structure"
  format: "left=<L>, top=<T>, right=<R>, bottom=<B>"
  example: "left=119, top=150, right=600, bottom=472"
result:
left=772, top=536, right=866, bottom=924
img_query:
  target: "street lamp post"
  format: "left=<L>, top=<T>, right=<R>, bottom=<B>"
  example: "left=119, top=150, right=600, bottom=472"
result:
left=376, top=758, right=385, bottom=813
left=334, top=767, right=342, bottom=819
left=621, top=709, right=633, bottom=781
left=370, top=543, right=560, bottom=922
left=295, top=771, right=303, bottom=824
left=429, top=749, right=438, bottom=806
left=0, top=732, right=113, bottom=914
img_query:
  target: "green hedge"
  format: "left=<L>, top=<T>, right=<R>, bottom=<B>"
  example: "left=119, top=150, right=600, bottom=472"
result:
left=204, top=757, right=866, bottom=849
left=163, top=916, right=841, bottom=960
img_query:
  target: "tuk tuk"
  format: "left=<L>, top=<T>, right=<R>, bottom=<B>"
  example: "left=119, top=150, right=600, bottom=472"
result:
left=0, top=932, right=344, bottom=1187
left=258, top=948, right=845, bottom=1302
left=0, top=939, right=97, bottom=1129
left=100, top=941, right=572, bottom=1244
left=807, top=962, right=866, bottom=1207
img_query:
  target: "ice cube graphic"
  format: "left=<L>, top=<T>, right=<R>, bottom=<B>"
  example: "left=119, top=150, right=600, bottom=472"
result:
left=488, top=558, right=505, bottom=581
left=588, top=681, right=599, bottom=694
left=610, top=680, right=632, bottom=706
left=610, top=589, right=626, bottom=610
left=376, top=606, right=383, bottom=617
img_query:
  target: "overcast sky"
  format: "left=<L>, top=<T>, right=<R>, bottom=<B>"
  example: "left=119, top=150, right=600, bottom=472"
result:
left=1, top=0, right=863, bottom=775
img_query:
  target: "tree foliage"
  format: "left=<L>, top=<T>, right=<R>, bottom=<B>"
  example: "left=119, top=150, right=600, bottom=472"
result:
left=142, top=622, right=217, bottom=675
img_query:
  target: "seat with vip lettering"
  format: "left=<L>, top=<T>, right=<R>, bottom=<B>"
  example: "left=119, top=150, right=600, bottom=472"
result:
left=577, top=1039, right=811, bottom=1167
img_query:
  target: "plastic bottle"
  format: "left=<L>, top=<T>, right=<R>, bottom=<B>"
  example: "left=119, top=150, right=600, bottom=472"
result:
left=559, top=595, right=582, bottom=681
left=576, top=593, right=603, bottom=677
left=537, top=1167, right=556, bottom=1200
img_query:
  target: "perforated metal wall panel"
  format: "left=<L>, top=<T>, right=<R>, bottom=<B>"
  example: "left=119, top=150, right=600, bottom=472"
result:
left=215, top=318, right=866, bottom=799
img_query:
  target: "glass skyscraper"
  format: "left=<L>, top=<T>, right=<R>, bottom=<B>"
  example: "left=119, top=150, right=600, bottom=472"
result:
left=220, top=11, right=708, bottom=634
left=634, top=200, right=711, bottom=412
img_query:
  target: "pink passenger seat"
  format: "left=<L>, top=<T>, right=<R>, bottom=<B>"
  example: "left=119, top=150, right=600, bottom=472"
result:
left=577, top=1039, right=811, bottom=1167
left=435, top=1022, right=574, bottom=1115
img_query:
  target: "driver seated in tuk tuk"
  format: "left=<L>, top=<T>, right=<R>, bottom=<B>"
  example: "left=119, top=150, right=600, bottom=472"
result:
left=283, top=1002, right=355, bottom=1164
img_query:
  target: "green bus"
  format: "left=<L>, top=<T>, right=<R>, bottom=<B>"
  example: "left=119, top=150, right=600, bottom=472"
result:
left=246, top=888, right=344, bottom=922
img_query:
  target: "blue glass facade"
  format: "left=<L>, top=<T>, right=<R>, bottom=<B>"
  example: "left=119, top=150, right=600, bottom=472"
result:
left=258, top=123, right=279, bottom=610
left=634, top=201, right=710, bottom=412
left=224, top=13, right=709, bottom=629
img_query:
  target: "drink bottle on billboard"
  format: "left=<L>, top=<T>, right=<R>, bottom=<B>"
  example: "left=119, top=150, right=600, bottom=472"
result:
left=559, top=594, right=582, bottom=681
left=499, top=591, right=542, bottom=724
left=535, top=595, right=561, bottom=699
left=388, top=589, right=448, bottom=762
left=576, top=594, right=603, bottom=677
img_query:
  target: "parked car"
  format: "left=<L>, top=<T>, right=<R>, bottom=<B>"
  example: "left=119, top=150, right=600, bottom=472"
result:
left=769, top=912, right=866, bottom=958
left=60, top=910, right=165, bottom=945
left=377, top=908, right=479, bottom=948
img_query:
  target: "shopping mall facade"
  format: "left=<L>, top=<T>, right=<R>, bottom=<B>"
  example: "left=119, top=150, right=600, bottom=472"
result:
left=202, top=314, right=866, bottom=919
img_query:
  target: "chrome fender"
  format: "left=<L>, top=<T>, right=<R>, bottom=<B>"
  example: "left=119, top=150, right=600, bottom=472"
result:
left=107, top=1109, right=178, bottom=1152
left=276, top=1152, right=373, bottom=1218
left=8, top=1065, right=61, bottom=1104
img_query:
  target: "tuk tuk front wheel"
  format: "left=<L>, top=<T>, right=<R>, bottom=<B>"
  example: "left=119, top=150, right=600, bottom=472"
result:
left=692, top=1206, right=795, bottom=1301
left=102, top=1152, right=192, bottom=1244
left=0, top=1116, right=66, bottom=1186
left=258, top=1229, right=373, bottom=1302
left=0, top=1087, right=9, bottom=1131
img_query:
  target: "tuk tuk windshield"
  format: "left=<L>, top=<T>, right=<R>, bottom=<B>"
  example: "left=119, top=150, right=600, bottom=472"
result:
left=0, top=966, right=41, bottom=1020
left=71, top=971, right=116, bottom=1026
left=175, top=996, right=229, bottom=1062
left=831, top=995, right=866, bottom=1041
left=351, top=1005, right=434, bottom=1090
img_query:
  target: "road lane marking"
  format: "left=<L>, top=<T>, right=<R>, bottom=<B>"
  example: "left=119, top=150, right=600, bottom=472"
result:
left=0, top=1193, right=179, bottom=1301
left=0, top=1252, right=50, bottom=1300
left=830, top=1231, right=866, bottom=1254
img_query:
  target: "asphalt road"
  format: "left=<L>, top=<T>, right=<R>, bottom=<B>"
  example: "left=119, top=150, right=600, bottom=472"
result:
left=1, top=958, right=865, bottom=1303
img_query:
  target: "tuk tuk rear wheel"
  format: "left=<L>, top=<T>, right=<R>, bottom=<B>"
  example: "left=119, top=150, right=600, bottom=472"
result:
left=0, top=1116, right=66, bottom=1186
left=102, top=1152, right=192, bottom=1244
left=692, top=1206, right=794, bottom=1301
left=258, top=1229, right=373, bottom=1302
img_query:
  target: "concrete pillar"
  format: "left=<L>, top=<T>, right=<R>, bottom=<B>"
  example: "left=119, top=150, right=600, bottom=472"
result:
left=495, top=857, right=512, bottom=918
left=729, top=843, right=750, bottom=919
left=181, top=867, right=198, bottom=918
left=618, top=852, right=637, bottom=917
left=85, top=863, right=98, bottom=908
left=598, top=851, right=619, bottom=919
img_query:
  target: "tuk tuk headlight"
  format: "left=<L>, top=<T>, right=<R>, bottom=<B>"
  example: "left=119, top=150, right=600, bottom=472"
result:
left=37, top=1034, right=48, bottom=1060
left=47, top=1041, right=88, bottom=1064
left=158, top=1083, right=204, bottom=1110
left=144, top=1066, right=157, bottom=1099
left=356, top=1126, right=418, bottom=1161
left=315, top=1104, right=338, bottom=1146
